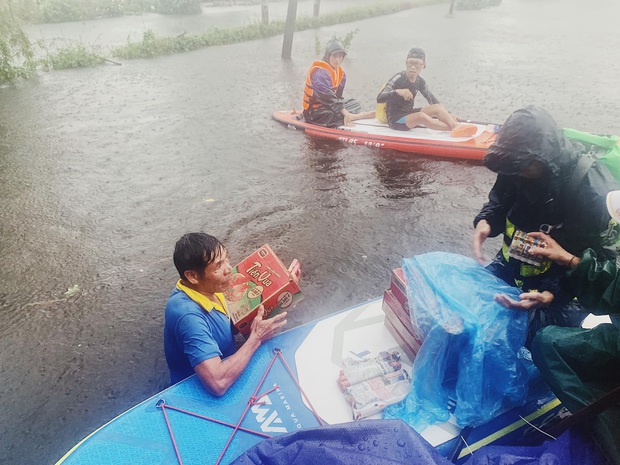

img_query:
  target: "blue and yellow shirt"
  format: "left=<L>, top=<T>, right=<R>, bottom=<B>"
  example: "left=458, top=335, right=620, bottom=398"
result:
left=164, top=281, right=236, bottom=384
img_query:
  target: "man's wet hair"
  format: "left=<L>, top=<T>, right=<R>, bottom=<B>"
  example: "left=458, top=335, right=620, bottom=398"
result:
left=173, top=232, right=226, bottom=280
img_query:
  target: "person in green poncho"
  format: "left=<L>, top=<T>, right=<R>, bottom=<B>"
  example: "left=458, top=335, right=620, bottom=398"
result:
left=507, top=191, right=620, bottom=465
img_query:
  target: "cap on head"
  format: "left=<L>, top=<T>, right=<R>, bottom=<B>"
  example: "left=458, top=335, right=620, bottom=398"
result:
left=407, top=47, right=426, bottom=61
left=607, top=191, right=620, bottom=222
left=323, top=38, right=347, bottom=61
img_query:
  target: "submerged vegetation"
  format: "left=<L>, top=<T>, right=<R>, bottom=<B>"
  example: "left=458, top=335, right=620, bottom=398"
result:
left=1, top=0, right=443, bottom=84
left=112, top=2, right=440, bottom=60
left=456, top=0, right=501, bottom=10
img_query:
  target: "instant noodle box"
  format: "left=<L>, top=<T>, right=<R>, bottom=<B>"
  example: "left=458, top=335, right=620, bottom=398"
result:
left=224, top=244, right=303, bottom=337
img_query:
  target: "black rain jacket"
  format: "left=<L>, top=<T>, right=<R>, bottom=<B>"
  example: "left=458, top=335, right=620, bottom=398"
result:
left=474, top=105, right=618, bottom=296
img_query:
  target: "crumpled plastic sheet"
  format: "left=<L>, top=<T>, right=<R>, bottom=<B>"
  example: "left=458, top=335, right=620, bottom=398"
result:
left=384, top=252, right=537, bottom=429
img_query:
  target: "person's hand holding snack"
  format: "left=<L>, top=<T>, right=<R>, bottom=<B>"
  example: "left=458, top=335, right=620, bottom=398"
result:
left=526, top=232, right=580, bottom=268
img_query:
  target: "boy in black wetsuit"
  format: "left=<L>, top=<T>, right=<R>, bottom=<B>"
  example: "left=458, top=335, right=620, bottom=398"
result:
left=377, top=48, right=472, bottom=136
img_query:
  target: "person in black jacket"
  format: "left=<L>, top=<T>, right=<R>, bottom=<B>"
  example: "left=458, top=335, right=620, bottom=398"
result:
left=376, top=48, right=468, bottom=134
left=472, top=105, right=619, bottom=345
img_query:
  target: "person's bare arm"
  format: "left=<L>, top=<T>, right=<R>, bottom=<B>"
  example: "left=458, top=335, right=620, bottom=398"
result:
left=194, top=307, right=287, bottom=396
left=472, top=219, right=491, bottom=265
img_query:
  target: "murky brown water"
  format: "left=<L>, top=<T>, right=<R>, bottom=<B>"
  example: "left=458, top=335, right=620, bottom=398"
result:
left=2, top=0, right=620, bottom=463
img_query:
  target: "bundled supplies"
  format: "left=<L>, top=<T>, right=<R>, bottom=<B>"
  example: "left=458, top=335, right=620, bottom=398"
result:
left=338, top=351, right=411, bottom=420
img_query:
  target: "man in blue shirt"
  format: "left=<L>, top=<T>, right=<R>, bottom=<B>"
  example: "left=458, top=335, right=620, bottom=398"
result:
left=164, top=233, right=292, bottom=396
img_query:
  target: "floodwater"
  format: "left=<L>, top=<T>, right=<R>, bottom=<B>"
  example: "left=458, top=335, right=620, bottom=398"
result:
left=2, top=0, right=620, bottom=463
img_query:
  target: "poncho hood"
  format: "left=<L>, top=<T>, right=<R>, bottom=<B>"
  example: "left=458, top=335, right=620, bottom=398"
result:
left=484, top=106, right=580, bottom=179
left=322, top=38, right=347, bottom=62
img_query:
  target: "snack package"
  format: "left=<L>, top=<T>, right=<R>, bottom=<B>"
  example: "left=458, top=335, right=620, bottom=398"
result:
left=343, top=369, right=411, bottom=420
left=507, top=230, right=547, bottom=266
left=337, top=352, right=402, bottom=391
left=224, top=245, right=302, bottom=337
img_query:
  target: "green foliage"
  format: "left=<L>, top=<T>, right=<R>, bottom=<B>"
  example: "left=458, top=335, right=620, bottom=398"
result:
left=3, top=0, right=445, bottom=80
left=315, top=29, right=360, bottom=57
left=36, top=0, right=151, bottom=23
left=113, top=1, right=441, bottom=60
left=39, top=42, right=105, bottom=70
left=0, top=2, right=35, bottom=83
left=41, top=0, right=92, bottom=23
left=456, top=0, right=501, bottom=10
left=154, top=0, right=202, bottom=15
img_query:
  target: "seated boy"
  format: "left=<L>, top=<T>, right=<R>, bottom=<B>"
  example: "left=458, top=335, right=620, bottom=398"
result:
left=377, top=48, right=474, bottom=136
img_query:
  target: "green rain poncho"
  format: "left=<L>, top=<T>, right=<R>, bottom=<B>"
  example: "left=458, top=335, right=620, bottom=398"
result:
left=531, top=248, right=620, bottom=465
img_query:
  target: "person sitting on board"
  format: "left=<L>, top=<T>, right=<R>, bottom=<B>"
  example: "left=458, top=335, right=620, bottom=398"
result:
left=471, top=105, right=619, bottom=347
left=163, top=232, right=301, bottom=396
left=494, top=218, right=620, bottom=465
left=376, top=47, right=474, bottom=137
left=302, top=37, right=375, bottom=128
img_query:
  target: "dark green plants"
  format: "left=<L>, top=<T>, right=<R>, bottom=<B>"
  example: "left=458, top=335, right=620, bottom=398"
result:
left=39, top=41, right=105, bottom=70
left=314, top=29, right=360, bottom=57
left=154, top=0, right=202, bottom=15
left=0, top=2, right=35, bottom=83
left=113, top=1, right=440, bottom=60
left=456, top=0, right=501, bottom=10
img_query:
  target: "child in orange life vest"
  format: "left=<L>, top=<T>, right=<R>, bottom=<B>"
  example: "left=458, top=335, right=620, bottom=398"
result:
left=302, top=38, right=375, bottom=128
left=377, top=48, right=476, bottom=137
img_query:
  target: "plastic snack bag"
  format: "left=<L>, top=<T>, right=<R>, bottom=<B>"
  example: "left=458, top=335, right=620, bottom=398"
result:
left=507, top=230, right=547, bottom=266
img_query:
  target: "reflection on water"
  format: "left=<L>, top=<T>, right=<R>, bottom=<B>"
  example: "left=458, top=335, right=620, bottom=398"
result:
left=2, top=1, right=620, bottom=464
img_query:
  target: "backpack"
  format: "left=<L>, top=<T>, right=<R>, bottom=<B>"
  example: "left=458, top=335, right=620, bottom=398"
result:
left=564, top=128, right=620, bottom=181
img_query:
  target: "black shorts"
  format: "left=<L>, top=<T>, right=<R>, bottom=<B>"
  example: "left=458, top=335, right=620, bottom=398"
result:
left=388, top=108, right=422, bottom=131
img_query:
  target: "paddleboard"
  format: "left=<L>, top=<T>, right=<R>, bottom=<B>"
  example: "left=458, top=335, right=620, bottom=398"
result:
left=272, top=110, right=499, bottom=161
left=55, top=298, right=564, bottom=465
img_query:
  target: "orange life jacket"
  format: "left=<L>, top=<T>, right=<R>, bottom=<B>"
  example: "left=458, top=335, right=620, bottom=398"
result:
left=302, top=61, right=344, bottom=111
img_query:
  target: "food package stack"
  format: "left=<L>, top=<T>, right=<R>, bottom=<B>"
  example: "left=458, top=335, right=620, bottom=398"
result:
left=382, top=268, right=424, bottom=361
left=224, top=245, right=303, bottom=337
left=338, top=351, right=411, bottom=420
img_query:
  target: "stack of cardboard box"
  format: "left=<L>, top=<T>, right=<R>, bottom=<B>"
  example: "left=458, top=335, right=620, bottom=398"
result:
left=382, top=268, right=424, bottom=361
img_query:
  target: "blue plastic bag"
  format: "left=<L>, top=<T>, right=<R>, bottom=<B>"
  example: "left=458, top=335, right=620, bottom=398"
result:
left=384, top=252, right=536, bottom=429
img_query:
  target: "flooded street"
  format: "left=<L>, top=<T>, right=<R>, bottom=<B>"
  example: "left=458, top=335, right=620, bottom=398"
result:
left=2, top=0, right=620, bottom=463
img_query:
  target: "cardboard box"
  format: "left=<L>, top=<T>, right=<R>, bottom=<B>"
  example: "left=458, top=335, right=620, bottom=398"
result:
left=224, top=244, right=302, bottom=337
left=382, top=289, right=415, bottom=335
left=390, top=268, right=409, bottom=310
left=383, top=315, right=419, bottom=362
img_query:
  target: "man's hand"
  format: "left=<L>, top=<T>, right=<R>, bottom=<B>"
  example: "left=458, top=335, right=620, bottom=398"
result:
left=288, top=259, right=301, bottom=283
left=494, top=290, right=554, bottom=310
left=248, top=306, right=287, bottom=344
left=395, top=89, right=414, bottom=101
left=472, top=220, right=491, bottom=265
left=526, top=232, right=577, bottom=267
left=342, top=109, right=354, bottom=127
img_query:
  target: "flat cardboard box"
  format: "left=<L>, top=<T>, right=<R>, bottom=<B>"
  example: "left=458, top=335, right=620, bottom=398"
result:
left=383, top=306, right=422, bottom=353
left=390, top=268, right=409, bottom=310
left=383, top=315, right=419, bottom=362
left=224, top=244, right=302, bottom=337
left=382, top=289, right=416, bottom=336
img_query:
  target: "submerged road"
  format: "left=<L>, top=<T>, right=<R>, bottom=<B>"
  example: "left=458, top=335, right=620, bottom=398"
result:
left=2, top=0, right=620, bottom=463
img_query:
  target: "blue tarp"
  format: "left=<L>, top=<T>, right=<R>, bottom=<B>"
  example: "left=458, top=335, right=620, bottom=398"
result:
left=229, top=420, right=609, bottom=465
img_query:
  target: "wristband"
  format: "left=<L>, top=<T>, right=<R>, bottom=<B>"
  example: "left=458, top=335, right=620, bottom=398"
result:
left=568, top=255, right=576, bottom=268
